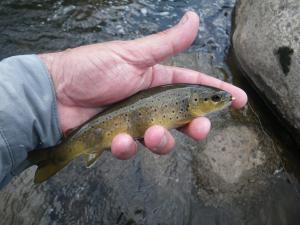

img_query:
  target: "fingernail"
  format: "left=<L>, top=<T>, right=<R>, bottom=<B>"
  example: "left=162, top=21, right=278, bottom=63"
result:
left=130, top=141, right=138, bottom=154
left=180, top=13, right=189, bottom=25
left=154, top=132, right=167, bottom=151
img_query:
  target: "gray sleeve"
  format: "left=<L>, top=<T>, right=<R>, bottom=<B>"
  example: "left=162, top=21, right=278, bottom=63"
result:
left=0, top=55, right=62, bottom=188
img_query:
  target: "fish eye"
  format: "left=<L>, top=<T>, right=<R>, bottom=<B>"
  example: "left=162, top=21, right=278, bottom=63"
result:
left=211, top=95, right=221, bottom=102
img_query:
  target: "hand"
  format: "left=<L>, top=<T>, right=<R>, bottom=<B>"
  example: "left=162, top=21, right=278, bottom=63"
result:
left=39, top=11, right=247, bottom=160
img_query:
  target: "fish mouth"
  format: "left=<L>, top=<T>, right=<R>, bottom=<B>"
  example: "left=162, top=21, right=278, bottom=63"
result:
left=220, top=92, right=233, bottom=108
left=221, top=91, right=233, bottom=102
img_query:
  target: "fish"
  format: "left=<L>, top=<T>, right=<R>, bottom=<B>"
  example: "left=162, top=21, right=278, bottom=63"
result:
left=28, top=84, right=233, bottom=183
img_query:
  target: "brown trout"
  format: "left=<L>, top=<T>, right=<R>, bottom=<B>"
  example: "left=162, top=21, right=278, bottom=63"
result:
left=28, top=84, right=232, bottom=183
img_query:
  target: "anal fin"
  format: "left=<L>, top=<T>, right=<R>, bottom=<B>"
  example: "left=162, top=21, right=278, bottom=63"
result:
left=34, top=161, right=69, bottom=184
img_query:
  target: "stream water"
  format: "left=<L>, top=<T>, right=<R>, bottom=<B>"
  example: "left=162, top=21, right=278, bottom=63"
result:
left=0, top=0, right=234, bottom=64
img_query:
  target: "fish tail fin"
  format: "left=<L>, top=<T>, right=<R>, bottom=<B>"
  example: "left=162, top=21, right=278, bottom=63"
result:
left=27, top=147, right=69, bottom=184
left=27, top=148, right=52, bottom=165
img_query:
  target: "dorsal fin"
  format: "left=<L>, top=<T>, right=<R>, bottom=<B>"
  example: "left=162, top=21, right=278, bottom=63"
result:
left=64, top=127, right=79, bottom=138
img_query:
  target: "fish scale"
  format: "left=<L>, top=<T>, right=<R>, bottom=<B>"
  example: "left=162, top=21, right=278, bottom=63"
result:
left=28, top=84, right=232, bottom=183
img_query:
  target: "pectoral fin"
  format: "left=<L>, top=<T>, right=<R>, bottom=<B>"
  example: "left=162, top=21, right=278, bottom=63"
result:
left=84, top=152, right=103, bottom=168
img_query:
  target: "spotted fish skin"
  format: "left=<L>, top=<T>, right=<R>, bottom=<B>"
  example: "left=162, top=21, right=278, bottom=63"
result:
left=28, top=84, right=232, bottom=183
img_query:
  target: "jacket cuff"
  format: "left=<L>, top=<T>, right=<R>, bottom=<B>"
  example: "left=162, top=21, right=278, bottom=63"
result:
left=0, top=55, right=62, bottom=188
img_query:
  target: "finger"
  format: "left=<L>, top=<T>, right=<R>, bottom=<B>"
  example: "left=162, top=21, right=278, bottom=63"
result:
left=124, top=11, right=200, bottom=66
left=144, top=125, right=175, bottom=155
left=180, top=117, right=211, bottom=140
left=111, top=133, right=137, bottom=160
left=149, top=65, right=248, bottom=109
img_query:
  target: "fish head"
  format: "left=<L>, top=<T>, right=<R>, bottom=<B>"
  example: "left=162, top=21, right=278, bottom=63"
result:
left=188, top=87, right=232, bottom=117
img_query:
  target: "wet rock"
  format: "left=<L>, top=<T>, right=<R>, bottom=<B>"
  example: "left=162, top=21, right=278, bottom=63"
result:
left=199, top=125, right=264, bottom=184
left=1, top=53, right=300, bottom=225
left=232, top=0, right=300, bottom=145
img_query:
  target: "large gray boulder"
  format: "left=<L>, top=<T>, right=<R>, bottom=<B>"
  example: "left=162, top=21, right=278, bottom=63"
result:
left=233, top=0, right=300, bottom=146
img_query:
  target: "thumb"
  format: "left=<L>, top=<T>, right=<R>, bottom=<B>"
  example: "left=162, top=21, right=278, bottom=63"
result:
left=124, top=11, right=200, bottom=67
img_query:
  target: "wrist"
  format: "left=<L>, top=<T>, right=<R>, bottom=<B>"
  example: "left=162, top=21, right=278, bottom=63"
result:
left=38, top=52, right=66, bottom=132
left=38, top=52, right=62, bottom=90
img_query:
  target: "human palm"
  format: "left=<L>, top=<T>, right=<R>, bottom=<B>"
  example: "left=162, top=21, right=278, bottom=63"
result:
left=40, top=12, right=247, bottom=159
